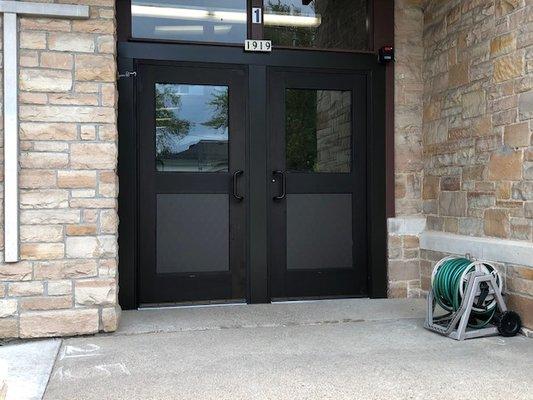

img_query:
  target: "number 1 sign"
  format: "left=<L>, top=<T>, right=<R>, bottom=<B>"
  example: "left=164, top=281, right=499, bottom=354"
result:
left=252, top=7, right=262, bottom=24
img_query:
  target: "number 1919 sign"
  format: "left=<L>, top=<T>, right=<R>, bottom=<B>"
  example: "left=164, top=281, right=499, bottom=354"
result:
left=244, top=40, right=272, bottom=52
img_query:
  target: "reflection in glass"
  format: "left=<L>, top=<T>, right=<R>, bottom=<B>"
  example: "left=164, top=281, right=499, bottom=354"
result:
left=132, top=0, right=247, bottom=43
left=264, top=0, right=368, bottom=51
left=155, top=84, right=229, bottom=172
left=286, top=89, right=351, bottom=173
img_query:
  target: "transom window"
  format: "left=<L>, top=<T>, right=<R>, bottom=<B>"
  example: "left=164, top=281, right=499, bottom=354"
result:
left=132, top=0, right=248, bottom=43
left=130, top=0, right=369, bottom=51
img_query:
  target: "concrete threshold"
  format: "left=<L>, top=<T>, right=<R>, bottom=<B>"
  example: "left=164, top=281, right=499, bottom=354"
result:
left=116, top=298, right=427, bottom=336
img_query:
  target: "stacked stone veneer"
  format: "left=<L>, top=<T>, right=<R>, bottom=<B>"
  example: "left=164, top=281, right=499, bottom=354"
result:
left=388, top=0, right=425, bottom=297
left=419, top=0, right=533, bottom=329
left=387, top=217, right=426, bottom=298
left=422, top=0, right=532, bottom=241
left=390, top=0, right=533, bottom=332
left=0, top=0, right=120, bottom=338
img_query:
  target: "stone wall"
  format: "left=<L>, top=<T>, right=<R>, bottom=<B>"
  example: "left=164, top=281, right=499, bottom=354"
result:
left=421, top=0, right=533, bottom=328
left=388, top=0, right=425, bottom=297
left=0, top=0, right=120, bottom=338
left=422, top=0, right=532, bottom=241
left=387, top=217, right=426, bottom=298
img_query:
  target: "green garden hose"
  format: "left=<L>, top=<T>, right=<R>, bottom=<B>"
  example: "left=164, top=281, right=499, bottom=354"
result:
left=431, top=257, right=499, bottom=328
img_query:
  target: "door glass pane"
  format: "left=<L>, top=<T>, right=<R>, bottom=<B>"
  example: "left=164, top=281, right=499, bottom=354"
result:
left=157, top=194, right=229, bottom=273
left=155, top=83, right=229, bottom=172
left=286, top=89, right=351, bottom=173
left=287, top=194, right=353, bottom=269
left=264, top=0, right=368, bottom=50
left=132, top=0, right=247, bottom=43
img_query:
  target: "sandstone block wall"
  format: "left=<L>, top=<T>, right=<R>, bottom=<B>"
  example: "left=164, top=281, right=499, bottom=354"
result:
left=389, top=0, right=425, bottom=297
left=388, top=231, right=422, bottom=298
left=390, top=0, right=533, bottom=329
left=422, top=0, right=532, bottom=241
left=0, top=0, right=120, bottom=338
left=420, top=0, right=533, bottom=326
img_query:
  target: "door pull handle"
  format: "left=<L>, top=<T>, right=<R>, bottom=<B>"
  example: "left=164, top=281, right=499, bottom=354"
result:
left=232, top=170, right=244, bottom=201
left=272, top=170, right=286, bottom=200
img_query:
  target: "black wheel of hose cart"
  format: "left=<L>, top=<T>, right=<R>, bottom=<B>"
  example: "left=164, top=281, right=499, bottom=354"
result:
left=493, top=311, right=522, bottom=337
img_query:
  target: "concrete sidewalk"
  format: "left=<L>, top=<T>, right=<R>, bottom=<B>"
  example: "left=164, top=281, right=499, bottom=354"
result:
left=1, top=299, right=532, bottom=400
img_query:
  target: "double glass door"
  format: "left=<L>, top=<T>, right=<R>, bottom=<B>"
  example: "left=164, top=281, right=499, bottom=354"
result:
left=137, top=62, right=368, bottom=305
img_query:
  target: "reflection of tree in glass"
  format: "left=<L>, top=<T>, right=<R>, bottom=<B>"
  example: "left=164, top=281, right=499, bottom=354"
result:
left=155, top=85, right=191, bottom=157
left=286, top=89, right=317, bottom=171
left=202, top=88, right=229, bottom=132
left=265, top=0, right=315, bottom=47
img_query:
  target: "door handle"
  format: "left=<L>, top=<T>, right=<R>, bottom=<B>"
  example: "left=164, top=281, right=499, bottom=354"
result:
left=272, top=170, right=286, bottom=200
left=232, top=170, right=244, bottom=201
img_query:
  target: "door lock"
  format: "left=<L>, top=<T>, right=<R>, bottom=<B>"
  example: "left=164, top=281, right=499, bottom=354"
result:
left=118, top=71, right=137, bottom=79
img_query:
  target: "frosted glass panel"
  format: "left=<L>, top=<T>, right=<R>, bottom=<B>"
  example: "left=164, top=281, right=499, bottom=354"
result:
left=287, top=194, right=353, bottom=270
left=156, top=194, right=229, bottom=273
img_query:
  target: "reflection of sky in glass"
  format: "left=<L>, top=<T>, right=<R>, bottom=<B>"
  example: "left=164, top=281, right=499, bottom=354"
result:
left=157, top=84, right=228, bottom=154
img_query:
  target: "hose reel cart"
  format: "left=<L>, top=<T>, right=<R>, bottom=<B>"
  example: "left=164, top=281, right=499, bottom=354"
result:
left=424, top=256, right=522, bottom=340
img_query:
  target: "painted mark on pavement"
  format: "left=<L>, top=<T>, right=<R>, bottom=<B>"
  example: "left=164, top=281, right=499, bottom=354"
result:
left=52, top=363, right=131, bottom=382
left=60, top=344, right=102, bottom=360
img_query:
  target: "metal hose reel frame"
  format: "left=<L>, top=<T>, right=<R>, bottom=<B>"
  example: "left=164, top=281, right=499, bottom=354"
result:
left=425, top=255, right=521, bottom=340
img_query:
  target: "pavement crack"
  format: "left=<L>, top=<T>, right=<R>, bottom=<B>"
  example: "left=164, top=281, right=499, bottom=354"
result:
left=106, top=317, right=368, bottom=338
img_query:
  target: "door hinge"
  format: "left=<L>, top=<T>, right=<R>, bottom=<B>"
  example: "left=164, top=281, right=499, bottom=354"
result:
left=118, top=71, right=137, bottom=79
